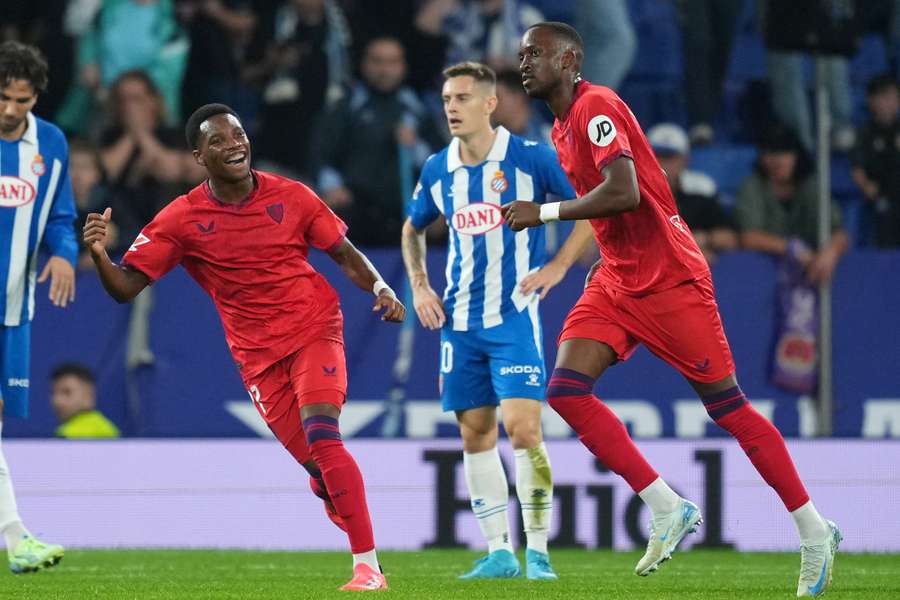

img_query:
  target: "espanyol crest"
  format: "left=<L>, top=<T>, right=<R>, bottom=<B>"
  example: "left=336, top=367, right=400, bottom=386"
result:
left=489, top=170, right=508, bottom=193
left=31, top=154, right=46, bottom=176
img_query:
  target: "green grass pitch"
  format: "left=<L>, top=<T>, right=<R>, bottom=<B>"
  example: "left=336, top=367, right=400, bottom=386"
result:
left=4, top=549, right=898, bottom=599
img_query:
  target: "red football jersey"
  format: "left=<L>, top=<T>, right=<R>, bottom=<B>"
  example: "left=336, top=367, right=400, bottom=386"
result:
left=551, top=80, right=709, bottom=295
left=122, top=170, right=347, bottom=379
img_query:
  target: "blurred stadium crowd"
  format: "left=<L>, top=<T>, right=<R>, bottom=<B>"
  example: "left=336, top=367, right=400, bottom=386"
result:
left=6, top=0, right=900, bottom=258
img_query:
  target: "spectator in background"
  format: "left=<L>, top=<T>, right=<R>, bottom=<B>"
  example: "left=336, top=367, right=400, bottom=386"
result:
left=176, top=0, right=257, bottom=117
left=50, top=364, right=120, bottom=439
left=99, top=70, right=204, bottom=257
left=309, top=37, right=443, bottom=246
left=851, top=74, right=900, bottom=248
left=735, top=126, right=849, bottom=283
left=574, top=0, right=636, bottom=91
left=648, top=123, right=738, bottom=263
left=677, top=0, right=741, bottom=145
left=243, top=0, right=351, bottom=178
left=492, top=68, right=549, bottom=142
left=761, top=0, right=856, bottom=152
left=414, top=0, right=543, bottom=70
left=56, top=0, right=189, bottom=136
left=68, top=139, right=115, bottom=269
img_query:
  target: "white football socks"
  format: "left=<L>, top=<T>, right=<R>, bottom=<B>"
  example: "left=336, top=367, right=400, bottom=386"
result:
left=0, top=422, right=27, bottom=550
left=463, top=447, right=513, bottom=554
left=514, top=443, right=553, bottom=554
left=352, top=549, right=380, bottom=572
left=638, top=477, right=681, bottom=516
left=792, top=500, right=829, bottom=544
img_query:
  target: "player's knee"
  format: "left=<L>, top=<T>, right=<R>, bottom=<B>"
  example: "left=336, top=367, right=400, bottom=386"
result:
left=460, top=430, right=497, bottom=453
left=505, top=415, right=542, bottom=449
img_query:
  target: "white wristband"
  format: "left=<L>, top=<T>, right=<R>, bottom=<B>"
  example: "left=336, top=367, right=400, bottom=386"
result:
left=539, top=202, right=561, bottom=223
left=373, top=280, right=392, bottom=296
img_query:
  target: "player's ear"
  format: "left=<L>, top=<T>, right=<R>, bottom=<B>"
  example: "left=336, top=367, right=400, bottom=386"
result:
left=485, top=94, right=498, bottom=116
left=193, top=148, right=205, bottom=167
left=560, top=48, right=576, bottom=72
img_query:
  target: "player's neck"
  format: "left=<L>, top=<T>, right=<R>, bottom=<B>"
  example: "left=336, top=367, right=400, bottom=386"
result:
left=207, top=173, right=255, bottom=204
left=547, top=78, right=580, bottom=121
left=457, top=126, right=496, bottom=166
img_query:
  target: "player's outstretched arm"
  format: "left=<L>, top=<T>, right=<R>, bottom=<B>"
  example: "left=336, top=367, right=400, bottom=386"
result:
left=327, top=238, right=406, bottom=323
left=400, top=218, right=445, bottom=330
left=502, top=157, right=640, bottom=231
left=519, top=219, right=594, bottom=299
left=83, top=208, right=150, bottom=303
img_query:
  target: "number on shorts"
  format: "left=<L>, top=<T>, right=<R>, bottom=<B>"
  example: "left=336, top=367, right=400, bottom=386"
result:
left=440, top=341, right=453, bottom=373
left=248, top=385, right=266, bottom=415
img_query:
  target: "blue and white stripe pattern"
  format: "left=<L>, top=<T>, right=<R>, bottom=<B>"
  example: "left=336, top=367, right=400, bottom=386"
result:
left=409, top=127, right=575, bottom=331
left=0, top=113, right=78, bottom=326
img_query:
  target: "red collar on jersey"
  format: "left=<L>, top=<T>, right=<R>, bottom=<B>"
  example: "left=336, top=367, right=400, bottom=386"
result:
left=203, top=171, right=260, bottom=208
left=559, top=79, right=590, bottom=124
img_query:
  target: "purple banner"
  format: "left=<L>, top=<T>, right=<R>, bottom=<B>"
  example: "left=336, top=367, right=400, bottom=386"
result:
left=771, top=239, right=819, bottom=393
left=7, top=439, right=898, bottom=551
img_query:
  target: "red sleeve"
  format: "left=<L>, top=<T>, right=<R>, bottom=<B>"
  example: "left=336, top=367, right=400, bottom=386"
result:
left=121, top=201, right=185, bottom=282
left=576, top=93, right=634, bottom=173
left=299, top=186, right=348, bottom=251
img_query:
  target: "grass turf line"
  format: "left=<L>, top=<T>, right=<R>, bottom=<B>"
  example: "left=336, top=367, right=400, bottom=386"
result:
left=3, top=549, right=899, bottom=599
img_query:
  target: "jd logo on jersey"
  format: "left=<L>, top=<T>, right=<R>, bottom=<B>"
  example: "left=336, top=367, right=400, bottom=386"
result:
left=451, top=202, right=503, bottom=236
left=587, top=115, right=617, bottom=147
left=0, top=176, right=36, bottom=208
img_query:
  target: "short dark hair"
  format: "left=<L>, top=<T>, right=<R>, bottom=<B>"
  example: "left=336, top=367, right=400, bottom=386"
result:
left=50, top=363, right=96, bottom=385
left=0, top=41, right=49, bottom=94
left=527, top=21, right=585, bottom=55
left=495, top=68, right=526, bottom=93
left=185, top=103, right=239, bottom=149
left=867, top=73, right=898, bottom=97
left=443, top=61, right=496, bottom=87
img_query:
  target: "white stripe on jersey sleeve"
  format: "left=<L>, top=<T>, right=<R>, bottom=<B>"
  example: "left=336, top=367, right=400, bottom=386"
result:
left=27, top=158, right=62, bottom=321
left=511, top=167, right=535, bottom=312
left=481, top=161, right=504, bottom=329
left=5, top=138, right=39, bottom=325
left=451, top=169, right=474, bottom=331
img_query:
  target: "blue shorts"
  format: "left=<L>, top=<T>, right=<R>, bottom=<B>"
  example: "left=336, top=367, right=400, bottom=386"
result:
left=439, top=301, right=545, bottom=412
left=0, top=323, right=31, bottom=418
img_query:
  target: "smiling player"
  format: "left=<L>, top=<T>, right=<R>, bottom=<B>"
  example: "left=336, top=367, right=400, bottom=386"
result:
left=84, top=103, right=404, bottom=591
left=401, top=62, right=592, bottom=580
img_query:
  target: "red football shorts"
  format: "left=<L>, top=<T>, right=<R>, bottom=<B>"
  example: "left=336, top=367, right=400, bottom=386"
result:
left=244, top=338, right=348, bottom=464
left=559, top=275, right=735, bottom=383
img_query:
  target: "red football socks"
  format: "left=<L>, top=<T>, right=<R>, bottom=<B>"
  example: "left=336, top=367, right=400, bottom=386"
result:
left=547, top=368, right=659, bottom=492
left=705, top=389, right=810, bottom=511
left=303, top=415, right=375, bottom=553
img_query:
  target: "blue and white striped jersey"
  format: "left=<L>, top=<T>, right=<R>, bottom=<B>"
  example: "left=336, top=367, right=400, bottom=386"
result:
left=409, top=126, right=575, bottom=331
left=0, top=113, right=78, bottom=326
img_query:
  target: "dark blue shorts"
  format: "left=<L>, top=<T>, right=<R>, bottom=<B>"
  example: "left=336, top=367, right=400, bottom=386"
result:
left=1, top=323, right=31, bottom=418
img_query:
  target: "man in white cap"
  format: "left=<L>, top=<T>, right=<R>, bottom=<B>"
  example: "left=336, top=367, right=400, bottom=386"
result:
left=647, top=123, right=738, bottom=263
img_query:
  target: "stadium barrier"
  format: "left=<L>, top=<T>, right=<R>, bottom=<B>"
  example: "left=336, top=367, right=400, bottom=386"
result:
left=8, top=439, right=899, bottom=551
left=16, top=250, right=900, bottom=438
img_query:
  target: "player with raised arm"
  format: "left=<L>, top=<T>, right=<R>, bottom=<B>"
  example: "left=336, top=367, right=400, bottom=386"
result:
left=0, top=41, right=72, bottom=574
left=503, top=22, right=841, bottom=597
left=402, top=62, right=592, bottom=580
left=83, top=103, right=404, bottom=591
